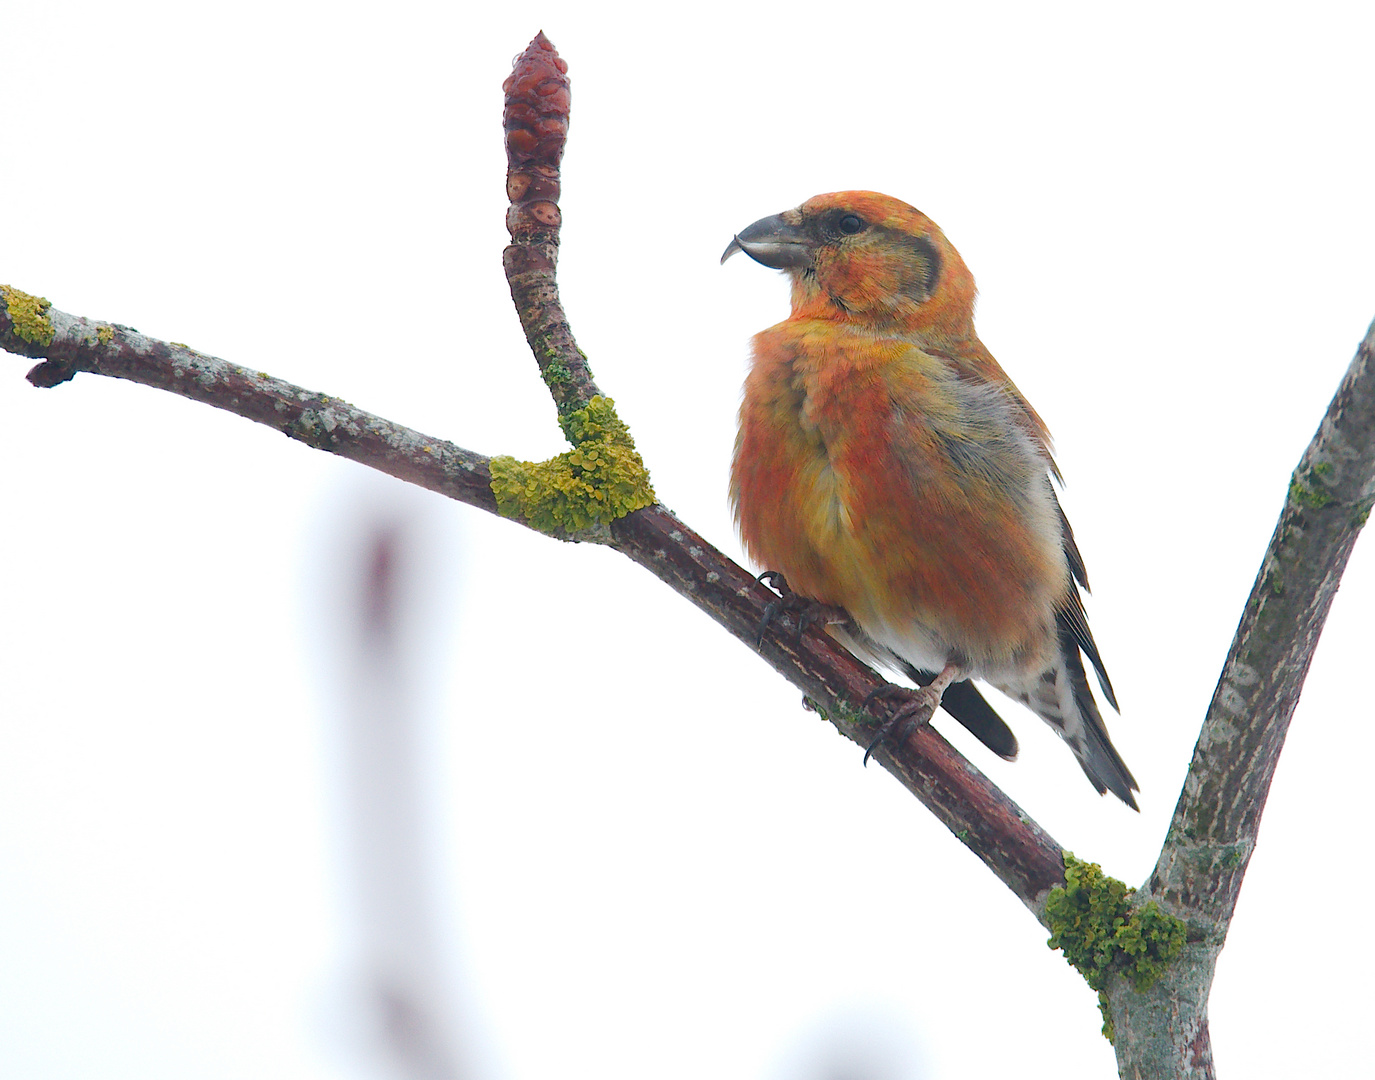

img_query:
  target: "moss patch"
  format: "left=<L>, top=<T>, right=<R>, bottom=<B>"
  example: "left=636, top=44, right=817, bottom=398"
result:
left=1, top=285, right=56, bottom=346
left=1044, top=853, right=1187, bottom=1043
left=490, top=395, right=655, bottom=535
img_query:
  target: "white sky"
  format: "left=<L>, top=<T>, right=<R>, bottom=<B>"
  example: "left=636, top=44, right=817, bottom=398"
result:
left=3, top=3, right=1373, bottom=1078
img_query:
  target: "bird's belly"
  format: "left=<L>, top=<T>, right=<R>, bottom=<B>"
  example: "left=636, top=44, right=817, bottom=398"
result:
left=828, top=498, right=1057, bottom=680
left=734, top=418, right=1059, bottom=681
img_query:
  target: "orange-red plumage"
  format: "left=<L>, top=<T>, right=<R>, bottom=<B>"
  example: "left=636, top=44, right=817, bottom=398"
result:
left=724, top=192, right=1137, bottom=806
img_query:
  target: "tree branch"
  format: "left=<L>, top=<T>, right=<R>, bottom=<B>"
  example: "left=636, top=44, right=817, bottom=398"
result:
left=1148, top=316, right=1375, bottom=922
left=608, top=506, right=1069, bottom=911
left=0, top=34, right=1072, bottom=915
left=501, top=32, right=602, bottom=417
left=7, top=32, right=1372, bottom=1076
left=1105, top=317, right=1375, bottom=1077
left=0, top=293, right=497, bottom=515
left=0, top=282, right=1068, bottom=915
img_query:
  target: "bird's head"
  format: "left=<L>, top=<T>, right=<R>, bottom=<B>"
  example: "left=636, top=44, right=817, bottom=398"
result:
left=722, top=191, right=976, bottom=340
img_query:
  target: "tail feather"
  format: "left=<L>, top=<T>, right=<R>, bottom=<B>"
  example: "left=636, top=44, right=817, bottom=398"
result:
left=996, top=612, right=1138, bottom=809
left=1057, top=626, right=1138, bottom=808
left=938, top=678, right=1019, bottom=761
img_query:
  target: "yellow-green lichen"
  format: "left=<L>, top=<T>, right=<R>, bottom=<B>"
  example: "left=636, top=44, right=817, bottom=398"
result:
left=95, top=324, right=115, bottom=345
left=1288, top=464, right=1333, bottom=510
left=543, top=356, right=572, bottom=390
left=1044, top=853, right=1187, bottom=1043
left=0, top=285, right=56, bottom=346
left=489, top=395, right=655, bottom=535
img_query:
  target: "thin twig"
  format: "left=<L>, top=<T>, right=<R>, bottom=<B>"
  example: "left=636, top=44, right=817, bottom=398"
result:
left=1, top=303, right=497, bottom=513
left=502, top=31, right=601, bottom=417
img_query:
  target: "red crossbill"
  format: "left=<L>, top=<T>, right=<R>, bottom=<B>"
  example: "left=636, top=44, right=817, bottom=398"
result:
left=723, top=191, right=1137, bottom=808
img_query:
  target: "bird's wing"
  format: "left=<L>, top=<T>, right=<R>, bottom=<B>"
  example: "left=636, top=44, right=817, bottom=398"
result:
left=1052, top=485, right=1090, bottom=591
left=1057, top=586, right=1119, bottom=711
left=1050, top=491, right=1118, bottom=711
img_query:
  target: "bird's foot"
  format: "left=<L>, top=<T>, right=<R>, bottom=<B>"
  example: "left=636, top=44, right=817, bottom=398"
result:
left=861, top=661, right=963, bottom=765
left=755, top=570, right=848, bottom=647
left=861, top=684, right=942, bottom=765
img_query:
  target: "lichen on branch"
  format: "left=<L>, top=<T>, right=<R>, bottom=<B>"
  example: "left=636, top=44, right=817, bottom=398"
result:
left=1044, top=853, right=1187, bottom=1041
left=0, top=285, right=56, bottom=347
left=490, top=395, right=655, bottom=536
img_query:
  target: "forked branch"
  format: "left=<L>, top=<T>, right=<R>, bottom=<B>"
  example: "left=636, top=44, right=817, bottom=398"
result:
left=3, top=45, right=1372, bottom=1044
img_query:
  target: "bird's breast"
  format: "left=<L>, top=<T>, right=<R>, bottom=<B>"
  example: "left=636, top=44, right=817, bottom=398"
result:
left=731, top=321, right=1066, bottom=677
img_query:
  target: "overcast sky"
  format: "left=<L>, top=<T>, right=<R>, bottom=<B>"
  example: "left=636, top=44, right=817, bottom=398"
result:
left=3, top=3, right=1373, bottom=1078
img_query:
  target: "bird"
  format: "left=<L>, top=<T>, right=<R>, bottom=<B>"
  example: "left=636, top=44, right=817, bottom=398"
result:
left=722, top=191, right=1138, bottom=808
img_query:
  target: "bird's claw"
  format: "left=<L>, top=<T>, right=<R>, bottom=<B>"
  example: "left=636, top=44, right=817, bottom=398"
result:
left=754, top=571, right=847, bottom=647
left=861, top=684, right=941, bottom=766
left=757, top=570, right=787, bottom=592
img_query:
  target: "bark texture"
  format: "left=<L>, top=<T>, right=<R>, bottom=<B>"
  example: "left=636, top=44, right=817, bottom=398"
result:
left=0, top=301, right=497, bottom=511
left=501, top=32, right=601, bottom=415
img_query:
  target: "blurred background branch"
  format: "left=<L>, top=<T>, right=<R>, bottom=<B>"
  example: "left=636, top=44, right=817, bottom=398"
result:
left=331, top=508, right=469, bottom=1079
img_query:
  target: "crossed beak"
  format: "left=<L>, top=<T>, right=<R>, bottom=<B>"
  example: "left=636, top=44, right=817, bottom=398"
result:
left=720, top=213, right=814, bottom=270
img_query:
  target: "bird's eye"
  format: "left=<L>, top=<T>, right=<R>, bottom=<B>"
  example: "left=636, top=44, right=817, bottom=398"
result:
left=838, top=214, right=864, bottom=235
